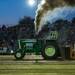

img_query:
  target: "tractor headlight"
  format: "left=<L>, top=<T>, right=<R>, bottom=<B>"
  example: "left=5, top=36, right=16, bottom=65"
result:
left=11, top=50, right=14, bottom=54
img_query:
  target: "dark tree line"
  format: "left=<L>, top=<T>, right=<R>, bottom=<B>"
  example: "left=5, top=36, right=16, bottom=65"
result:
left=38, top=17, right=75, bottom=44
left=0, top=16, right=75, bottom=48
left=0, top=16, right=35, bottom=48
left=17, top=16, right=35, bottom=39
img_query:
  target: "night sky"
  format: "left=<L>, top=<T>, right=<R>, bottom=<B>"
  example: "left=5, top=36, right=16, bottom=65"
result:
left=0, top=0, right=38, bottom=25
left=0, top=0, right=75, bottom=26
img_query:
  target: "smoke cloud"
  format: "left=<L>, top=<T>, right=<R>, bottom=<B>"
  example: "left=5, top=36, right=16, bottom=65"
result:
left=35, top=0, right=75, bottom=33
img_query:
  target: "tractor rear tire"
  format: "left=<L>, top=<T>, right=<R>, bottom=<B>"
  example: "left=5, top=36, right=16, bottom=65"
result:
left=41, top=43, right=59, bottom=60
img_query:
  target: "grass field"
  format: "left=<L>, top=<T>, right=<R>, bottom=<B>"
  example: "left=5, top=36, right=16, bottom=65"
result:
left=0, top=63, right=75, bottom=75
left=0, top=55, right=75, bottom=75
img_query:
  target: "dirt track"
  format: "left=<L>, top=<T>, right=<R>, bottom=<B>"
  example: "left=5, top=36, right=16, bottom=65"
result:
left=0, top=55, right=75, bottom=64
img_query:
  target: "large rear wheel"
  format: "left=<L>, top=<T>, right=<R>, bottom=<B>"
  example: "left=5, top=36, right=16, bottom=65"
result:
left=41, top=43, right=59, bottom=60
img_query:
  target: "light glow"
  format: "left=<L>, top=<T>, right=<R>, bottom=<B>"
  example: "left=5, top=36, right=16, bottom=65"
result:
left=41, top=0, right=45, bottom=5
left=28, top=0, right=36, bottom=7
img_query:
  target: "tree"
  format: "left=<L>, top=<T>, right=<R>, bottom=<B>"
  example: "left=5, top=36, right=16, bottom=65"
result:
left=53, top=19, right=70, bottom=30
left=72, top=17, right=75, bottom=24
left=18, top=16, right=35, bottom=39
left=1, top=25, right=8, bottom=41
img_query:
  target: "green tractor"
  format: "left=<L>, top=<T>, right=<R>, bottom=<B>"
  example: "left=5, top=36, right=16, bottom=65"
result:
left=14, top=31, right=60, bottom=60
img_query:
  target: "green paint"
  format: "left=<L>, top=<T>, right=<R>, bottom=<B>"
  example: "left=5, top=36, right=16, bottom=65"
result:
left=45, top=46, right=55, bottom=56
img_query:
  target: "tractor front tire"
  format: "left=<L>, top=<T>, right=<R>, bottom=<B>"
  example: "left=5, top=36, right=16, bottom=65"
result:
left=14, top=51, right=25, bottom=60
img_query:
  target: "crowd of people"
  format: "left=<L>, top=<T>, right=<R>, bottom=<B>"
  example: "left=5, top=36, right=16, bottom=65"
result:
left=0, top=25, right=17, bottom=51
